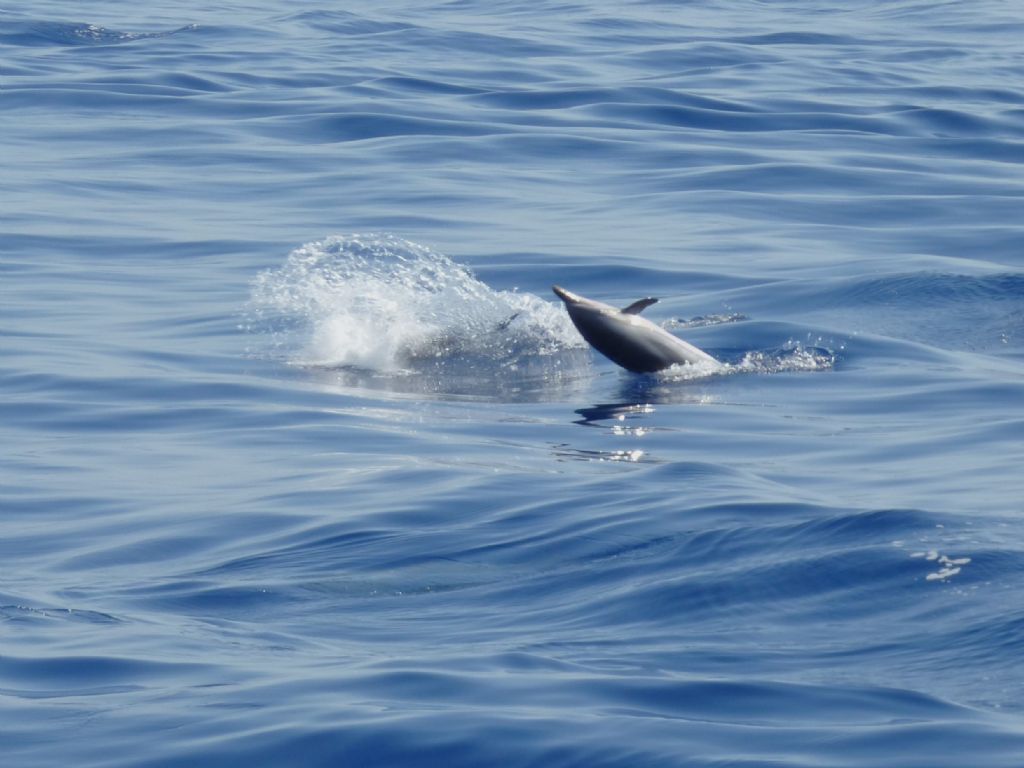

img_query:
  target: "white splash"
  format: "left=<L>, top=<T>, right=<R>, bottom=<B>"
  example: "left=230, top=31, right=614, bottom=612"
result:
left=248, top=234, right=581, bottom=371
left=247, top=235, right=836, bottom=382
left=656, top=344, right=835, bottom=381
left=658, top=358, right=729, bottom=381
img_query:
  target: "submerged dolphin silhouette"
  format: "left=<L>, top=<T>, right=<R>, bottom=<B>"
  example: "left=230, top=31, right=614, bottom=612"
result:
left=553, top=285, right=721, bottom=373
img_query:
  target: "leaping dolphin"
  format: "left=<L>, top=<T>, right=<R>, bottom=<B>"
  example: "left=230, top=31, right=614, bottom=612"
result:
left=553, top=285, right=721, bottom=373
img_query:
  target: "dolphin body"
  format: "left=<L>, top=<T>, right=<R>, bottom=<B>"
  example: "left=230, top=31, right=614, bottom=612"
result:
left=552, top=285, right=721, bottom=373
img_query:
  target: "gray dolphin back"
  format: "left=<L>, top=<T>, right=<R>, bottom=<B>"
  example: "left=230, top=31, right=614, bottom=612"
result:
left=552, top=285, right=720, bottom=373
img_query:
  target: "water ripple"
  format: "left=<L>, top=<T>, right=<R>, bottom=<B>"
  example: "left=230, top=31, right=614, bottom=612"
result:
left=5, top=1, right=1024, bottom=765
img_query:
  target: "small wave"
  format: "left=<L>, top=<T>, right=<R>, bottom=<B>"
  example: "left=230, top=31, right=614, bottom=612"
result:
left=839, top=272, right=1024, bottom=307
left=0, top=20, right=198, bottom=47
left=791, top=272, right=1024, bottom=353
left=247, top=234, right=582, bottom=373
left=274, top=10, right=412, bottom=36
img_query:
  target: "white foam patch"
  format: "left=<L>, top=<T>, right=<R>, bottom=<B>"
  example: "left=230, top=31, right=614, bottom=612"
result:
left=733, top=345, right=836, bottom=374
left=658, top=359, right=728, bottom=381
left=247, top=234, right=582, bottom=371
left=656, top=344, right=835, bottom=381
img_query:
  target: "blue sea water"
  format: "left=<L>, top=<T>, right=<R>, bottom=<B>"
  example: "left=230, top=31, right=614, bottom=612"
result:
left=3, top=0, right=1024, bottom=765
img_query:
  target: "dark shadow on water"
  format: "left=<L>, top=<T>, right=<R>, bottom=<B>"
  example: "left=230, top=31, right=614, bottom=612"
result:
left=575, top=373, right=718, bottom=426
left=574, top=401, right=657, bottom=426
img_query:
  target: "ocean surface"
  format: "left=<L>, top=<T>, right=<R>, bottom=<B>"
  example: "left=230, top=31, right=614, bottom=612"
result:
left=3, top=1, right=1024, bottom=765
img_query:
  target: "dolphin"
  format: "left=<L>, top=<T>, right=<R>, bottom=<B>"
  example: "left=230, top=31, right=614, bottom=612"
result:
left=552, top=285, right=721, bottom=373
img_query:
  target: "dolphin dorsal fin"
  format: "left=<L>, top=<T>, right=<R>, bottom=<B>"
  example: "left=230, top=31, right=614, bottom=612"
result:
left=621, top=297, right=658, bottom=315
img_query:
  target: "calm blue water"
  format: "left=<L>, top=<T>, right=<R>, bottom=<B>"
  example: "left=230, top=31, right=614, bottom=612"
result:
left=4, top=1, right=1024, bottom=765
